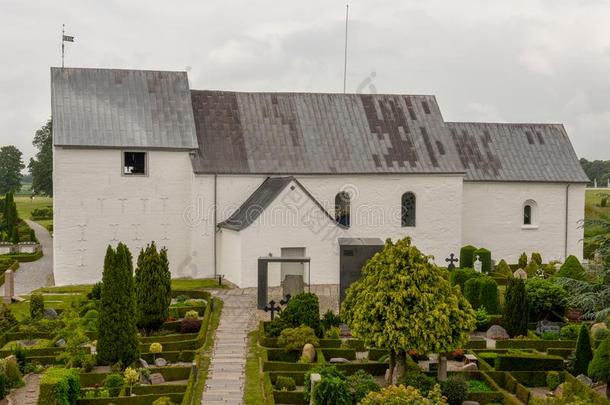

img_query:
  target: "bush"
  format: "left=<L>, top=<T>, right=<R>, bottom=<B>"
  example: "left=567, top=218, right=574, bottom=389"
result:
left=525, top=278, right=568, bottom=320
left=0, top=303, right=17, bottom=333
left=360, top=384, right=447, bottom=405
left=346, top=370, right=380, bottom=402
left=494, top=353, right=564, bottom=371
left=275, top=376, right=296, bottom=391
left=179, top=317, right=201, bottom=334
left=464, top=277, right=500, bottom=314
left=588, top=335, right=610, bottom=385
left=278, top=293, right=322, bottom=336
left=324, top=327, right=340, bottom=339
left=546, top=371, right=561, bottom=390
left=397, top=371, right=436, bottom=396
left=495, top=259, right=512, bottom=277
left=450, top=268, right=481, bottom=291
left=592, top=324, right=609, bottom=340
left=460, top=245, right=477, bottom=269
left=135, top=243, right=172, bottom=334
left=311, top=375, right=352, bottom=405
left=518, top=252, right=528, bottom=269
left=149, top=342, right=163, bottom=355
left=277, top=325, right=319, bottom=351
left=560, top=324, right=580, bottom=340
left=304, top=365, right=344, bottom=401
left=185, top=310, right=199, bottom=319
left=474, top=307, right=491, bottom=330
left=542, top=331, right=560, bottom=340
left=531, top=252, right=543, bottom=266
left=464, top=278, right=481, bottom=309
left=103, top=373, right=124, bottom=397
left=152, top=397, right=176, bottom=405
left=474, top=248, right=492, bottom=274
left=0, top=358, right=23, bottom=388
left=321, top=309, right=341, bottom=331
left=440, top=375, right=468, bottom=405
left=87, top=282, right=102, bottom=300
left=525, top=261, right=539, bottom=277
left=557, top=255, right=586, bottom=280
left=30, top=292, right=45, bottom=320
left=37, top=367, right=80, bottom=405
left=31, top=207, right=53, bottom=220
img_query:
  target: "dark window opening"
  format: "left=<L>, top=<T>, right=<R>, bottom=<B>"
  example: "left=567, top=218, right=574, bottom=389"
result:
left=536, top=131, right=545, bottom=144
left=421, top=100, right=431, bottom=114
left=401, top=192, right=416, bottom=227
left=124, top=152, right=146, bottom=175
left=335, top=191, right=351, bottom=227
left=524, top=205, right=532, bottom=225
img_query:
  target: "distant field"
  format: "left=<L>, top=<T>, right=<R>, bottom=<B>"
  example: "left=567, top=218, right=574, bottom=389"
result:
left=14, top=195, right=53, bottom=229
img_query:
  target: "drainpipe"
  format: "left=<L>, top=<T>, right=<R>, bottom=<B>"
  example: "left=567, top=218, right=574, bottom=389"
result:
left=213, top=174, right=218, bottom=278
left=564, top=184, right=571, bottom=259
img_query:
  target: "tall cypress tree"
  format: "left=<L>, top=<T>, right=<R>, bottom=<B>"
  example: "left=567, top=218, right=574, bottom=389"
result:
left=502, top=278, right=528, bottom=337
left=97, top=243, right=139, bottom=366
left=574, top=324, right=593, bottom=376
left=135, top=242, right=172, bottom=334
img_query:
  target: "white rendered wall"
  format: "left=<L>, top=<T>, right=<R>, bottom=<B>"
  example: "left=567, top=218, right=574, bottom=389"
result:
left=53, top=148, right=209, bottom=285
left=462, top=182, right=585, bottom=264
left=217, top=228, right=242, bottom=286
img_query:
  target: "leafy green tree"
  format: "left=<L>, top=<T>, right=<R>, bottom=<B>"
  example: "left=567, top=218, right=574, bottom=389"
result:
left=503, top=278, right=528, bottom=337
left=588, top=335, right=610, bottom=396
left=557, top=255, right=586, bottom=280
left=341, top=238, right=475, bottom=383
left=574, top=324, right=593, bottom=376
left=134, top=242, right=172, bottom=334
left=2, top=192, right=18, bottom=240
left=0, top=146, right=24, bottom=194
left=525, top=278, right=568, bottom=320
left=28, top=119, right=53, bottom=196
left=97, top=243, right=139, bottom=366
left=531, top=252, right=543, bottom=266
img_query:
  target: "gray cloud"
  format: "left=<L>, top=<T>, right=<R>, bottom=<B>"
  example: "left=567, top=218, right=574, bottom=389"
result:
left=1, top=0, right=609, bottom=164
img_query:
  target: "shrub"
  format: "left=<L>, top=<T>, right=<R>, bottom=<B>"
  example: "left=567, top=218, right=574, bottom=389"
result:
left=185, top=310, right=199, bottom=319
left=397, top=371, right=436, bottom=396
left=495, top=259, right=512, bottom=277
left=103, top=373, right=124, bottom=397
left=572, top=324, right=593, bottom=375
left=464, top=276, right=500, bottom=314
left=474, top=248, right=492, bottom=273
left=518, top=252, right=528, bottom=269
left=175, top=295, right=189, bottom=303
left=525, top=278, right=568, bottom=320
left=346, top=369, right=380, bottom=402
left=277, top=325, right=319, bottom=351
left=531, top=252, right=543, bottom=266
left=503, top=278, right=528, bottom=337
left=275, top=375, right=296, bottom=391
left=278, top=293, right=322, bottom=336
left=494, top=353, right=564, bottom=371
left=304, top=365, right=344, bottom=401
left=30, top=292, right=45, bottom=320
left=474, top=307, right=491, bottom=330
left=324, top=327, right=340, bottom=339
left=87, top=282, right=102, bottom=300
left=557, top=255, right=586, bottom=280
left=311, top=375, right=352, bottom=405
left=525, top=261, right=539, bottom=277
left=37, top=367, right=80, bottom=405
left=450, top=267, right=481, bottom=291
left=123, top=367, right=139, bottom=395
left=460, top=245, right=477, bottom=269
left=0, top=358, right=23, bottom=388
left=440, top=375, right=468, bottom=405
left=546, top=371, right=561, bottom=390
left=135, top=243, right=172, bottom=334
left=560, top=324, right=580, bottom=340
left=31, top=207, right=53, bottom=219
left=592, top=324, right=609, bottom=340
left=149, top=342, right=163, bottom=355
left=0, top=303, right=17, bottom=333
left=0, top=372, right=6, bottom=400
left=180, top=317, right=201, bottom=333
left=542, top=331, right=560, bottom=340
left=321, top=309, right=341, bottom=331
left=360, top=384, right=447, bottom=405
left=152, top=397, right=176, bottom=405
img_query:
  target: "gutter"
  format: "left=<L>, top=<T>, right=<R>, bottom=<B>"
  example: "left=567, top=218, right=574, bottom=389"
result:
left=213, top=174, right=217, bottom=278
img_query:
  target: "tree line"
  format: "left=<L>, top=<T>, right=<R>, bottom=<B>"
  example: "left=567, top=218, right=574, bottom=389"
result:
left=580, top=158, right=610, bottom=187
left=0, top=119, right=52, bottom=196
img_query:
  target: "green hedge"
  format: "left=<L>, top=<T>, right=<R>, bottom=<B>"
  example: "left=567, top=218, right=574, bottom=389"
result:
left=465, top=339, right=487, bottom=350
left=79, top=366, right=191, bottom=388
left=269, top=371, right=306, bottom=386
left=140, top=350, right=196, bottom=364
left=467, top=391, right=504, bottom=404
left=39, top=367, right=80, bottom=405
left=495, top=339, right=576, bottom=350
left=474, top=248, right=492, bottom=274
left=273, top=390, right=307, bottom=404
left=344, top=339, right=365, bottom=351
left=368, top=348, right=388, bottom=361
left=546, top=348, right=574, bottom=358
left=131, top=384, right=187, bottom=395
left=140, top=333, right=199, bottom=344
left=494, top=353, right=564, bottom=371
left=77, top=393, right=184, bottom=405
left=510, top=371, right=552, bottom=387
left=0, top=346, right=65, bottom=358
left=460, top=245, right=477, bottom=268
left=171, top=290, right=210, bottom=300
left=4, top=251, right=43, bottom=262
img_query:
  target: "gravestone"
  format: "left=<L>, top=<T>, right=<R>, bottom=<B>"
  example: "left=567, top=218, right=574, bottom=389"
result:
left=282, top=275, right=304, bottom=298
left=462, top=362, right=478, bottom=371
left=154, top=357, right=167, bottom=367
left=44, top=308, right=58, bottom=319
left=329, top=357, right=350, bottom=363
left=149, top=373, right=165, bottom=385
left=473, top=256, right=483, bottom=273
left=302, top=344, right=316, bottom=363
left=576, top=374, right=593, bottom=386
left=513, top=268, right=528, bottom=279
left=3, top=270, right=13, bottom=304
left=139, top=358, right=150, bottom=369
left=486, top=325, right=509, bottom=340
left=536, top=320, right=561, bottom=335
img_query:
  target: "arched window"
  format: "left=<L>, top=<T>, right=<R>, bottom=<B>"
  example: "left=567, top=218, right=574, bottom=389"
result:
left=523, top=205, right=532, bottom=225
left=523, top=199, right=538, bottom=226
left=335, top=191, right=350, bottom=227
left=401, top=192, right=416, bottom=227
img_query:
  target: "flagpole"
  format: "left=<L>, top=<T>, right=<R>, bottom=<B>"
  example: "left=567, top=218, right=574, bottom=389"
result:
left=61, top=24, right=65, bottom=68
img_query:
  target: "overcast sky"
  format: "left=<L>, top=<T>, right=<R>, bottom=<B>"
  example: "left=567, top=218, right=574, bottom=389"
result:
left=1, top=0, right=610, bottom=165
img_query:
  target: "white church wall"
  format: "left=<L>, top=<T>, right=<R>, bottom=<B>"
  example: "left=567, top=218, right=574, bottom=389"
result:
left=53, top=148, right=201, bottom=285
left=217, top=228, right=242, bottom=286
left=462, top=182, right=585, bottom=264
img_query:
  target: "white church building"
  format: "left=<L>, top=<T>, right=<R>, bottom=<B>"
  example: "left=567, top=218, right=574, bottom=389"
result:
left=51, top=67, right=588, bottom=291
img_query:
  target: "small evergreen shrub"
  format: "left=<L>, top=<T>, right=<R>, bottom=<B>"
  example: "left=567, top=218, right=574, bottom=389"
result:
left=557, top=255, right=586, bottom=280
left=324, top=326, right=340, bottom=339
left=503, top=278, right=528, bottom=337
left=464, top=278, right=481, bottom=309
left=29, top=292, right=44, bottom=320
left=346, top=370, right=380, bottom=402
left=185, top=310, right=199, bottom=319
left=175, top=295, right=189, bottom=303
left=524, top=261, right=539, bottom=277
left=397, top=371, right=436, bottom=396
left=279, top=293, right=322, bottom=336
left=560, top=324, right=580, bottom=340
left=440, top=375, right=468, bottom=405
left=180, top=317, right=201, bottom=333
left=0, top=358, right=22, bottom=388
left=542, top=331, right=560, bottom=340
left=531, top=252, right=543, bottom=266
left=495, top=259, right=512, bottom=277
left=311, top=376, right=352, bottom=405
left=277, top=325, right=319, bottom=351
left=103, top=373, right=124, bottom=397
left=37, top=367, right=80, bottom=405
left=518, top=252, right=528, bottom=269
left=321, top=309, right=341, bottom=331
left=450, top=268, right=481, bottom=291
left=304, top=365, right=344, bottom=401
left=525, top=278, right=568, bottom=320
left=474, top=248, right=492, bottom=273
left=87, top=282, right=102, bottom=300
left=589, top=335, right=610, bottom=386
left=464, top=276, right=500, bottom=314
left=592, top=324, right=609, bottom=340
left=546, top=371, right=561, bottom=390
left=0, top=303, right=17, bottom=333
left=274, top=376, right=296, bottom=391
left=460, top=245, right=477, bottom=269
left=574, top=324, right=593, bottom=376
left=360, top=385, right=446, bottom=405
left=474, top=307, right=491, bottom=331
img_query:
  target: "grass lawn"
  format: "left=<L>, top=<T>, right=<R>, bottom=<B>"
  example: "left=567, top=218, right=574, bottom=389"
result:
left=14, top=195, right=53, bottom=229
left=9, top=292, right=88, bottom=320
left=2, top=339, right=51, bottom=350
left=243, top=330, right=268, bottom=405
left=171, top=278, right=228, bottom=290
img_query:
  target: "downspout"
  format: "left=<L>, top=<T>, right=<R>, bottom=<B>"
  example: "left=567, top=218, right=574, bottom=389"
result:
left=564, top=184, right=571, bottom=259
left=213, top=174, right=218, bottom=278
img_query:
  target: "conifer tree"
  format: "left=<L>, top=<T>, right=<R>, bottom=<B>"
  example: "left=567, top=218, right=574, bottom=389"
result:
left=557, top=255, right=586, bottom=280
left=518, top=252, right=528, bottom=269
left=135, top=242, right=172, bottom=334
left=589, top=335, right=610, bottom=397
left=574, top=324, right=593, bottom=376
left=502, top=278, right=528, bottom=337
left=97, top=243, right=139, bottom=366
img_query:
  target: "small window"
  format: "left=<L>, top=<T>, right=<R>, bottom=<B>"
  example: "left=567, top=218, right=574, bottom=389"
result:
left=523, top=199, right=538, bottom=227
left=523, top=205, right=532, bottom=225
left=401, top=192, right=416, bottom=227
left=335, top=191, right=350, bottom=227
left=123, top=152, right=147, bottom=175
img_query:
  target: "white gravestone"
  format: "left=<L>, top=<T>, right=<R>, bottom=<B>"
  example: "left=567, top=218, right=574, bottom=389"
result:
left=474, top=255, right=483, bottom=273
left=3, top=270, right=14, bottom=304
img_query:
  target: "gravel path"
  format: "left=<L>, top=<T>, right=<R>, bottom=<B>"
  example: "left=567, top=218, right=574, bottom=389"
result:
left=1, top=220, right=54, bottom=295
left=201, top=289, right=257, bottom=405
left=7, top=373, right=41, bottom=405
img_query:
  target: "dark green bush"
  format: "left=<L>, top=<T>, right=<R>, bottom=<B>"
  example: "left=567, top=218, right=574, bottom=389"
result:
left=275, top=293, right=321, bottom=336
left=321, top=309, right=341, bottom=331
left=464, top=278, right=481, bottom=309
left=1, top=358, right=23, bottom=388
left=518, top=252, right=528, bottom=269
left=546, top=371, right=561, bottom=390
left=460, top=245, right=477, bottom=269
left=450, top=268, right=481, bottom=292
left=531, top=252, right=542, bottom=266
left=30, top=292, right=45, bottom=320
left=495, top=259, right=512, bottom=277
left=441, top=375, right=468, bottom=405
left=525, top=278, right=567, bottom=321
left=37, top=367, right=80, bottom=405
left=103, top=373, right=124, bottom=397
left=31, top=207, right=53, bottom=220
left=464, top=276, right=500, bottom=314
left=560, top=324, right=581, bottom=340
left=557, top=255, right=586, bottom=280
left=397, top=371, right=436, bottom=396
left=304, top=365, right=344, bottom=401
left=135, top=242, right=172, bottom=334
left=87, top=282, right=102, bottom=300
left=474, top=248, right=492, bottom=274
left=346, top=369, right=379, bottom=402
left=277, top=325, right=319, bottom=351
left=574, top=324, right=593, bottom=376
left=274, top=375, right=296, bottom=391
left=311, top=376, right=352, bottom=405
left=494, top=353, right=564, bottom=371
left=0, top=303, right=17, bottom=334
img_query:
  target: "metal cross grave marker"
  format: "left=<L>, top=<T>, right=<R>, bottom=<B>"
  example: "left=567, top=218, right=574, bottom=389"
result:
left=445, top=253, right=459, bottom=270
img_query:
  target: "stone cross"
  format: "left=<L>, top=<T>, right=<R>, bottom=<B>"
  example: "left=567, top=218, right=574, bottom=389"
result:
left=217, top=274, right=224, bottom=286
left=445, top=253, right=459, bottom=270
left=263, top=300, right=281, bottom=320
left=474, top=255, right=483, bottom=273
left=3, top=270, right=14, bottom=304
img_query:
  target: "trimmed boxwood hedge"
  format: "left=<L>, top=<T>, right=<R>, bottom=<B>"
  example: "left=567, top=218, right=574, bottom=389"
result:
left=38, top=367, right=80, bottom=405
left=79, top=366, right=191, bottom=387
left=546, top=348, right=574, bottom=359
left=131, top=384, right=187, bottom=395
left=465, top=338, right=486, bottom=349
left=368, top=348, right=388, bottom=361
left=494, top=353, right=564, bottom=371
left=140, top=332, right=199, bottom=344
left=77, top=392, right=184, bottom=405
left=139, top=350, right=196, bottom=364
left=460, top=245, right=478, bottom=269
left=273, top=390, right=307, bottom=404
left=495, top=339, right=575, bottom=350
left=510, top=371, right=555, bottom=387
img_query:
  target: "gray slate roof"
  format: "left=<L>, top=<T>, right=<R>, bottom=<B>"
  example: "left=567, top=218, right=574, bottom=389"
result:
left=218, top=176, right=345, bottom=231
left=51, top=67, right=198, bottom=149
